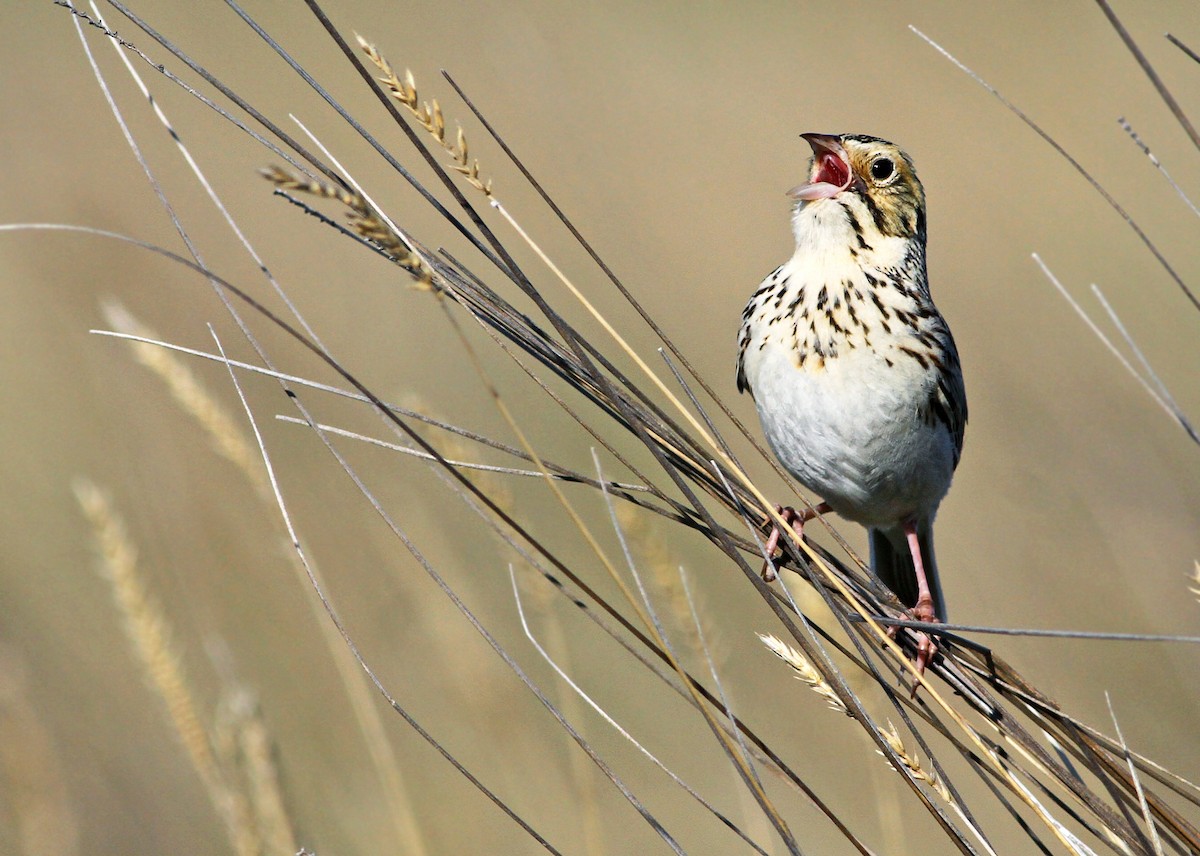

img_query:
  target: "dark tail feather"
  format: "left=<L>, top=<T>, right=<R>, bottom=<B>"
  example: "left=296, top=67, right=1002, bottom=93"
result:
left=868, top=522, right=946, bottom=621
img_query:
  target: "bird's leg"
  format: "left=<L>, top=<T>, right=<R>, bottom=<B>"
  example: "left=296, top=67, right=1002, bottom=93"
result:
left=759, top=506, right=795, bottom=582
left=903, top=520, right=939, bottom=676
left=760, top=502, right=831, bottom=582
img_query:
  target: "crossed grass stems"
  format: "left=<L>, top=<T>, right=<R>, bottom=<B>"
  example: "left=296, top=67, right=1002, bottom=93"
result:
left=60, top=0, right=1200, bottom=853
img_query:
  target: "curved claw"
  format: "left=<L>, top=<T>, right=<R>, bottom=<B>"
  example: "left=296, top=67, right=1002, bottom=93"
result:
left=759, top=502, right=831, bottom=582
left=759, top=505, right=797, bottom=582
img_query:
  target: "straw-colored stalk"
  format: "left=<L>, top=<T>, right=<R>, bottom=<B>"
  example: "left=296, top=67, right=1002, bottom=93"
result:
left=617, top=504, right=717, bottom=659
left=0, top=648, right=80, bottom=856
left=351, top=29, right=947, bottom=715
left=113, top=302, right=431, bottom=853
left=401, top=393, right=515, bottom=519
left=305, top=36, right=1050, bottom=834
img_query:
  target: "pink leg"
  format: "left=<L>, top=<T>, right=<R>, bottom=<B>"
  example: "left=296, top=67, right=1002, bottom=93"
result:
left=903, top=520, right=939, bottom=675
left=760, top=506, right=795, bottom=583
left=760, top=502, right=831, bottom=582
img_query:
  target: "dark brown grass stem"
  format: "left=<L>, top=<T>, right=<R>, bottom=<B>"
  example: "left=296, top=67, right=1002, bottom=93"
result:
left=1166, top=33, right=1200, bottom=67
left=292, top=1, right=748, bottom=494
left=1092, top=0, right=1200, bottom=152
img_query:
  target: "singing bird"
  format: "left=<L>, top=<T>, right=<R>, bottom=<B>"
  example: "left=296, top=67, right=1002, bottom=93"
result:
left=736, top=133, right=967, bottom=672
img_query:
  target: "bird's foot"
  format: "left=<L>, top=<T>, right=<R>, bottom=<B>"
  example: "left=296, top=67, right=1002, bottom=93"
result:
left=759, top=502, right=830, bottom=582
left=759, top=505, right=797, bottom=583
left=896, top=598, right=939, bottom=695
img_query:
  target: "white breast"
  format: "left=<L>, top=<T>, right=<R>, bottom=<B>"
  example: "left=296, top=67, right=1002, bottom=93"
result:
left=747, top=339, right=954, bottom=526
left=739, top=212, right=956, bottom=527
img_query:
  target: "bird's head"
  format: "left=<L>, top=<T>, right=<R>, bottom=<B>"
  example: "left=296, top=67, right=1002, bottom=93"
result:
left=789, top=133, right=926, bottom=241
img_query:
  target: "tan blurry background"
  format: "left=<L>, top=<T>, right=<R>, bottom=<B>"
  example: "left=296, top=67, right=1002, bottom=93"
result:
left=2, top=1, right=1200, bottom=854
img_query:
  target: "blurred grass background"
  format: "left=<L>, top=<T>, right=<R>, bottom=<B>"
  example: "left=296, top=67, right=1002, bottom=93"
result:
left=2, top=1, right=1199, bottom=853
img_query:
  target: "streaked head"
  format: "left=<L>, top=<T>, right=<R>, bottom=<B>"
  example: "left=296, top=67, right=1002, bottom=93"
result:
left=789, top=133, right=926, bottom=241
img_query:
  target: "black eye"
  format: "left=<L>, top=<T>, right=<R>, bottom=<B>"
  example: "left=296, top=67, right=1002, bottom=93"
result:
left=870, top=157, right=895, bottom=182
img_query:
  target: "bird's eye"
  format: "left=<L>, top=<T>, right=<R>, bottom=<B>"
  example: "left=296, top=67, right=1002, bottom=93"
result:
left=870, top=157, right=895, bottom=182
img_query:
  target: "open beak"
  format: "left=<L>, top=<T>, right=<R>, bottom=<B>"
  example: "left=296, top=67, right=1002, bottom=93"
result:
left=787, top=133, right=854, bottom=201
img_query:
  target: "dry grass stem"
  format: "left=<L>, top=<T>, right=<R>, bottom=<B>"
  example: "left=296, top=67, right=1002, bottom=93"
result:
left=617, top=504, right=713, bottom=657
left=400, top=393, right=515, bottom=519
left=256, top=23, right=1200, bottom=848
left=48, top=4, right=1200, bottom=853
left=204, top=325, right=434, bottom=856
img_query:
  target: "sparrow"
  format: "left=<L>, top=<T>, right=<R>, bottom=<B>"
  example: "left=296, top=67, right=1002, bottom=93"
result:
left=736, top=133, right=967, bottom=672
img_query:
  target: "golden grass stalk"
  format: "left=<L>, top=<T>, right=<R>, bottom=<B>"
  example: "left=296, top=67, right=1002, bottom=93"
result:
left=756, top=633, right=847, bottom=716
left=1190, top=561, right=1200, bottom=602
left=72, top=478, right=260, bottom=856
left=522, top=577, right=609, bottom=855
left=440, top=288, right=799, bottom=842
left=61, top=3, right=1200, bottom=849
left=616, top=503, right=716, bottom=658
left=362, top=42, right=933, bottom=708
left=428, top=65, right=1160, bottom=850
left=401, top=393, right=515, bottom=517
left=116, top=300, right=431, bottom=853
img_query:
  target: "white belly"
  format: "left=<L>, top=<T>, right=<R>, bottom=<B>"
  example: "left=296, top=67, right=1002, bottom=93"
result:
left=747, top=341, right=955, bottom=527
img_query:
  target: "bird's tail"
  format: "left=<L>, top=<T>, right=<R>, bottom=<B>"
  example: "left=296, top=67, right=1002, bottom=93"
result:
left=868, top=521, right=946, bottom=621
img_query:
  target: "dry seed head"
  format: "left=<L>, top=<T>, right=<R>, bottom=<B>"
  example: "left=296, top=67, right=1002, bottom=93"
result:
left=879, top=720, right=953, bottom=805
left=757, top=633, right=848, bottom=715
left=74, top=479, right=261, bottom=856
left=355, top=34, right=493, bottom=198
left=356, top=34, right=418, bottom=108
left=260, top=166, right=433, bottom=287
left=259, top=165, right=360, bottom=210
left=1190, top=561, right=1200, bottom=602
